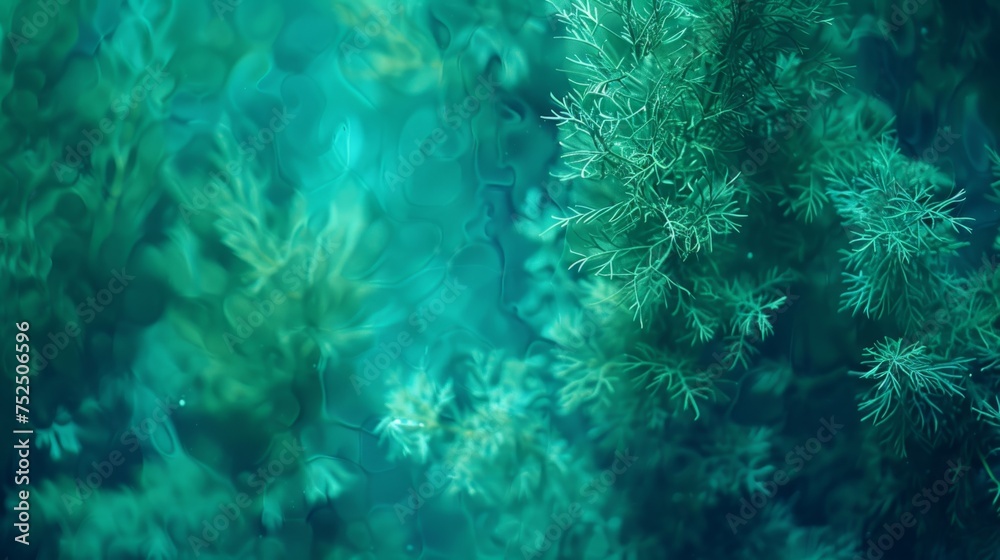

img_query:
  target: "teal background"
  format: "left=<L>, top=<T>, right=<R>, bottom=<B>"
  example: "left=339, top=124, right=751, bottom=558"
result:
left=1, top=0, right=1000, bottom=559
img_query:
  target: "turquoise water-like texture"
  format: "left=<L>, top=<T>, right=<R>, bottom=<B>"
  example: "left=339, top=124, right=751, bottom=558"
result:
left=3, top=0, right=1000, bottom=559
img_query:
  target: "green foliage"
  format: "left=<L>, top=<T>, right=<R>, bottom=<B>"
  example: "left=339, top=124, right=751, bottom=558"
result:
left=924, top=253, right=1000, bottom=370
left=833, top=136, right=1000, bottom=457
left=545, top=0, right=844, bottom=327
left=777, top=94, right=895, bottom=223
left=623, top=343, right=715, bottom=419
left=371, top=348, right=629, bottom=558
left=549, top=173, right=746, bottom=327
left=535, top=0, right=998, bottom=554
left=698, top=267, right=797, bottom=369
left=375, top=368, right=454, bottom=463
left=540, top=2, right=828, bottom=452
left=544, top=0, right=744, bottom=327
left=737, top=501, right=859, bottom=560
left=971, top=395, right=1000, bottom=512
left=989, top=147, right=1000, bottom=252
left=851, top=337, right=971, bottom=456
left=827, top=137, right=972, bottom=327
